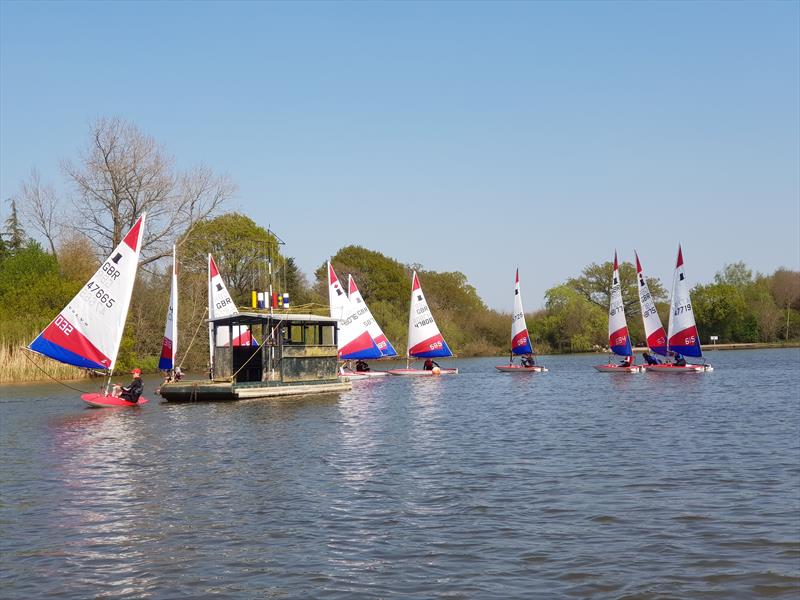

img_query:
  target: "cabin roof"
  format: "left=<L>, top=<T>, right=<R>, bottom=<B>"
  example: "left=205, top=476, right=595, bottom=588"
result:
left=208, top=312, right=339, bottom=326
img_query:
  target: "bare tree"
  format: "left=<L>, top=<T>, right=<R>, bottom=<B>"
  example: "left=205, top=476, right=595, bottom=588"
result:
left=17, top=168, right=60, bottom=255
left=61, top=117, right=235, bottom=265
left=772, top=269, right=800, bottom=341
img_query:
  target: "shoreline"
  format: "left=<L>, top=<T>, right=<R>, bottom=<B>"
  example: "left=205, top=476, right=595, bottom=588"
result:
left=1, top=342, right=798, bottom=385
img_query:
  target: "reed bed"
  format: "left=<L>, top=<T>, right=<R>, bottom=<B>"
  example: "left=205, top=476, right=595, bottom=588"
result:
left=0, top=339, right=88, bottom=384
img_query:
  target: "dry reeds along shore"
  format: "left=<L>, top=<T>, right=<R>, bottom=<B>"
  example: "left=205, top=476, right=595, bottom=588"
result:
left=0, top=340, right=85, bottom=384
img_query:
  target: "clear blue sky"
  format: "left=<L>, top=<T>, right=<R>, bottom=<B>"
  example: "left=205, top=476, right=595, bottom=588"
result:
left=1, top=0, right=798, bottom=310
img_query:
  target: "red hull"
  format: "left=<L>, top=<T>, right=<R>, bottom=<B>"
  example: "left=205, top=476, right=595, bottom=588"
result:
left=81, top=393, right=151, bottom=407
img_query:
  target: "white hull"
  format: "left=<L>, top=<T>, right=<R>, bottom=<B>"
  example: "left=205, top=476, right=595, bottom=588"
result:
left=593, top=364, right=643, bottom=373
left=645, top=364, right=713, bottom=373
left=387, top=368, right=458, bottom=376
left=339, top=370, right=388, bottom=379
left=495, top=365, right=548, bottom=373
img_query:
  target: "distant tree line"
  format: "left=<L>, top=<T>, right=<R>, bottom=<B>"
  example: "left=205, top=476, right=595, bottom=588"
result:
left=2, top=118, right=798, bottom=380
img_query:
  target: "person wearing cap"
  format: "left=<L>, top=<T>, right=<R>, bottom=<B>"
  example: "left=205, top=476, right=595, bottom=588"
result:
left=115, top=368, right=144, bottom=403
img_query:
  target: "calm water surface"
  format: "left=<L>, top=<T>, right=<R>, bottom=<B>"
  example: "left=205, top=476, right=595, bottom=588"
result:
left=1, top=349, right=799, bottom=599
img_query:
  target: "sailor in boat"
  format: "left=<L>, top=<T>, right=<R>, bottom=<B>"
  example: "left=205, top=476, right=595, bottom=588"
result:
left=618, top=355, right=634, bottom=368
left=671, top=352, right=687, bottom=367
left=642, top=351, right=661, bottom=365
left=423, top=358, right=441, bottom=371
left=520, top=354, right=536, bottom=368
left=113, top=368, right=144, bottom=403
left=355, top=359, right=370, bottom=372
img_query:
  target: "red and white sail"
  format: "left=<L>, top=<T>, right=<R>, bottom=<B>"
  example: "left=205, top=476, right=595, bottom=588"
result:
left=511, top=269, right=533, bottom=355
left=208, top=254, right=252, bottom=365
left=407, top=271, right=452, bottom=358
left=667, top=245, right=703, bottom=357
left=158, top=245, right=178, bottom=371
left=328, top=262, right=382, bottom=359
left=608, top=251, right=632, bottom=356
left=635, top=250, right=668, bottom=356
left=348, top=274, right=397, bottom=357
left=29, top=214, right=147, bottom=371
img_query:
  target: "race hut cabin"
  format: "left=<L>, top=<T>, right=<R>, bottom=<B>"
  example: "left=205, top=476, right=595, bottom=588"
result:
left=159, top=313, right=351, bottom=402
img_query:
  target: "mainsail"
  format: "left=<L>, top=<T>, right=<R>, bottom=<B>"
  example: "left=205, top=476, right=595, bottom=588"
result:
left=158, top=244, right=178, bottom=371
left=667, top=245, right=703, bottom=358
left=635, top=250, right=668, bottom=356
left=29, top=214, right=147, bottom=371
left=511, top=268, right=534, bottom=355
left=208, top=254, right=253, bottom=367
left=348, top=274, right=397, bottom=357
left=608, top=251, right=632, bottom=357
left=327, top=262, right=382, bottom=359
left=407, top=271, right=452, bottom=358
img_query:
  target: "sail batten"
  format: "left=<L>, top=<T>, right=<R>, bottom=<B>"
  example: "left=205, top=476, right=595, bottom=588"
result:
left=29, top=214, right=146, bottom=371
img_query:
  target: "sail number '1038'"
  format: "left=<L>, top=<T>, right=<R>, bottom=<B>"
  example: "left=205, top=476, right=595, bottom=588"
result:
left=86, top=281, right=116, bottom=308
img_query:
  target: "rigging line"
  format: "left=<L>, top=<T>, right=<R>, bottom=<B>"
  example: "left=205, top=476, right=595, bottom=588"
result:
left=177, top=306, right=209, bottom=370
left=20, top=348, right=94, bottom=394
left=228, top=315, right=287, bottom=381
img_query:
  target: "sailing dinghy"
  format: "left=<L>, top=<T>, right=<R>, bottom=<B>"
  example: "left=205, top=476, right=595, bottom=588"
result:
left=208, top=254, right=255, bottom=378
left=646, top=245, right=713, bottom=373
left=635, top=250, right=668, bottom=358
left=336, top=274, right=395, bottom=377
left=388, top=271, right=457, bottom=376
left=594, top=252, right=642, bottom=373
left=158, top=244, right=178, bottom=377
left=28, top=214, right=150, bottom=407
left=328, top=262, right=383, bottom=379
left=496, top=269, right=547, bottom=372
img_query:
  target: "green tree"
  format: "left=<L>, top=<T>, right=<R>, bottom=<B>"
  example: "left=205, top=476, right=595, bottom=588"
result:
left=771, top=269, right=800, bottom=341
left=3, top=198, right=26, bottom=252
left=714, top=261, right=753, bottom=289
left=180, top=213, right=284, bottom=304
left=566, top=260, right=666, bottom=316
left=691, top=283, right=752, bottom=343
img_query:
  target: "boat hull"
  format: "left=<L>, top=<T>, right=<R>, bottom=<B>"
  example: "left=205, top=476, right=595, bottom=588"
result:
left=159, top=380, right=351, bottom=402
left=387, top=368, right=458, bottom=376
left=593, top=364, right=643, bottom=373
left=644, top=364, right=713, bottom=373
left=339, top=373, right=369, bottom=381
left=81, top=393, right=150, bottom=407
left=495, top=365, right=548, bottom=373
left=339, top=370, right=388, bottom=378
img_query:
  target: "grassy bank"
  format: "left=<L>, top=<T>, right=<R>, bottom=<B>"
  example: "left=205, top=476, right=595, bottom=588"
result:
left=0, top=341, right=86, bottom=384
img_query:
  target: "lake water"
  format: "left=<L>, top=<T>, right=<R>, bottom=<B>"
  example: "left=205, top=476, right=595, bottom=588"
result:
left=1, top=349, right=799, bottom=599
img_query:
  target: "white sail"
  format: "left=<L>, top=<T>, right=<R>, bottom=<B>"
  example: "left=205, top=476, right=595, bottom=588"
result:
left=635, top=250, right=668, bottom=355
left=608, top=251, right=632, bottom=356
left=511, top=268, right=533, bottom=355
left=327, top=262, right=381, bottom=359
left=208, top=254, right=251, bottom=364
left=667, top=245, right=703, bottom=358
left=29, top=214, right=147, bottom=371
left=407, top=271, right=452, bottom=358
left=348, top=274, right=398, bottom=357
left=158, top=245, right=178, bottom=371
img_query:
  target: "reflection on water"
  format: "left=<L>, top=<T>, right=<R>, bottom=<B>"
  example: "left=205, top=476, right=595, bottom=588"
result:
left=1, top=351, right=799, bottom=599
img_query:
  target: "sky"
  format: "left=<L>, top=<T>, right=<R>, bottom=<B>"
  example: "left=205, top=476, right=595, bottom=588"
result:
left=1, top=0, right=798, bottom=311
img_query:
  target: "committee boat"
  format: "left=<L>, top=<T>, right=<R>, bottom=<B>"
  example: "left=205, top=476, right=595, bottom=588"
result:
left=159, top=312, right=351, bottom=401
left=594, top=252, right=642, bottom=373
left=496, top=269, right=547, bottom=373
left=645, top=246, right=713, bottom=373
left=388, top=271, right=457, bottom=376
left=28, top=214, right=150, bottom=407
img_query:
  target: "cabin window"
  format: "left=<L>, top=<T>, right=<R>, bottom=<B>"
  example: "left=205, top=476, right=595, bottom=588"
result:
left=304, top=325, right=319, bottom=345
left=321, top=325, right=334, bottom=346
